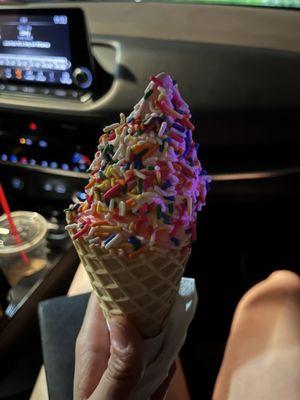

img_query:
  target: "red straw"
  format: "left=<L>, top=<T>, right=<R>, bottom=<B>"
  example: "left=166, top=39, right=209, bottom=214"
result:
left=0, top=184, right=30, bottom=265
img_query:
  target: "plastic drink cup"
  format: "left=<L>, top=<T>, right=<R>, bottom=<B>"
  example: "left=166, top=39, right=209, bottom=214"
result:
left=0, top=211, right=48, bottom=286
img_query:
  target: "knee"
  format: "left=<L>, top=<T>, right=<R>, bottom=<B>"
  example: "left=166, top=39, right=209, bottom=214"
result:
left=236, top=270, right=300, bottom=319
left=267, top=269, right=300, bottom=291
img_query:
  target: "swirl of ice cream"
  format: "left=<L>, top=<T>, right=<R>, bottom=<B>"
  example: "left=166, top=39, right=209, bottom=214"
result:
left=65, top=73, right=210, bottom=259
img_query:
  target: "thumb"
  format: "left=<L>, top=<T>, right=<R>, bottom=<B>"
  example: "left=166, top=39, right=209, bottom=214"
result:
left=90, top=316, right=145, bottom=400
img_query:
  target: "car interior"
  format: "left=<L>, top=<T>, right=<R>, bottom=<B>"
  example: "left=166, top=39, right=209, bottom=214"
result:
left=0, top=1, right=299, bottom=399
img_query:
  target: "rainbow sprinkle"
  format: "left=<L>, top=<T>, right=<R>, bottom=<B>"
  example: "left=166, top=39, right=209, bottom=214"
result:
left=65, top=72, right=211, bottom=258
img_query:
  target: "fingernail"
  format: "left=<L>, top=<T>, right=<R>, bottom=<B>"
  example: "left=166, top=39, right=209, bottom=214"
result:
left=110, top=318, right=128, bottom=352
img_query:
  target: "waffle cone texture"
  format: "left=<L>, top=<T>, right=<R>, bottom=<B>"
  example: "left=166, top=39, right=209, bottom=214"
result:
left=73, top=237, right=191, bottom=338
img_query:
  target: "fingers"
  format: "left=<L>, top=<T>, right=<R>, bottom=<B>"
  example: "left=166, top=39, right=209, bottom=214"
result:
left=90, top=316, right=145, bottom=400
left=74, top=293, right=110, bottom=400
left=75, top=294, right=178, bottom=400
left=151, top=361, right=177, bottom=400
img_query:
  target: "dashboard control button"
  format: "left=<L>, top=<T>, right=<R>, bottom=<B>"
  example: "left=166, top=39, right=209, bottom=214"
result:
left=54, top=89, right=67, bottom=98
left=61, top=163, right=69, bottom=170
left=55, top=183, right=66, bottom=194
left=38, top=140, right=48, bottom=148
left=22, top=86, right=35, bottom=94
left=9, top=155, right=18, bottom=163
left=40, top=88, right=50, bottom=95
left=11, top=177, right=24, bottom=191
left=43, top=182, right=53, bottom=192
left=50, top=161, right=58, bottom=169
left=75, top=191, right=86, bottom=201
left=72, top=67, right=92, bottom=89
left=71, top=90, right=79, bottom=99
left=7, top=85, right=18, bottom=92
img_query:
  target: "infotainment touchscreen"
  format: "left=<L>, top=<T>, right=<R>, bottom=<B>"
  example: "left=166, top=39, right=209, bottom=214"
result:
left=0, top=9, right=94, bottom=90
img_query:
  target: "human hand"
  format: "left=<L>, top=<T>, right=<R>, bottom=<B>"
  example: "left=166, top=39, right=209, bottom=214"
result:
left=74, top=292, right=176, bottom=400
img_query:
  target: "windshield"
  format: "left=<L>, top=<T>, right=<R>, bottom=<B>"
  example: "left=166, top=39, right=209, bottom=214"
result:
left=139, top=0, right=300, bottom=7
left=4, top=0, right=300, bottom=9
left=161, top=0, right=300, bottom=7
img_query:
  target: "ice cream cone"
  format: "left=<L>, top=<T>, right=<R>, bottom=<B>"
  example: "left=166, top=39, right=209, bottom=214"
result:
left=65, top=72, right=210, bottom=339
left=73, top=236, right=191, bottom=338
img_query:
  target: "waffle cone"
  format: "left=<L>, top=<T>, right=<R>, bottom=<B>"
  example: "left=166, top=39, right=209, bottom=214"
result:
left=72, top=237, right=191, bottom=338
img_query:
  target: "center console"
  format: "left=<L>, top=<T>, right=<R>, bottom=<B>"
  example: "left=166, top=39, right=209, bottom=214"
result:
left=0, top=113, right=100, bottom=207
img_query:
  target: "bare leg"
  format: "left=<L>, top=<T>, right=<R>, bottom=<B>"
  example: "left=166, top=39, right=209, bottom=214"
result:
left=213, top=270, right=300, bottom=400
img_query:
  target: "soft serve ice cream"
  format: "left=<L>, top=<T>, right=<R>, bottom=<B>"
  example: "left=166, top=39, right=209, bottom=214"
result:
left=65, top=73, right=209, bottom=258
